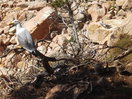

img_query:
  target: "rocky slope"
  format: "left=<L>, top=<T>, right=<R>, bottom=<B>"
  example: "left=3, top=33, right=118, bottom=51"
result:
left=0, top=0, right=132, bottom=99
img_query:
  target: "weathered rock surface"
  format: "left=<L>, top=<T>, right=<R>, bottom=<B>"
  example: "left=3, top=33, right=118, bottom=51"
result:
left=85, top=19, right=123, bottom=45
left=85, top=10, right=132, bottom=46
left=28, top=1, right=47, bottom=10
left=0, top=41, right=7, bottom=56
left=16, top=2, right=29, bottom=8
left=121, top=13, right=132, bottom=35
left=23, top=6, right=56, bottom=41
left=116, top=0, right=132, bottom=9
left=0, top=1, right=132, bottom=98
left=88, top=1, right=106, bottom=22
left=46, top=33, right=71, bottom=57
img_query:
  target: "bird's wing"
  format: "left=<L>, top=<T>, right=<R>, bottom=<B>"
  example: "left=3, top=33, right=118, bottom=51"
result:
left=16, top=28, right=36, bottom=52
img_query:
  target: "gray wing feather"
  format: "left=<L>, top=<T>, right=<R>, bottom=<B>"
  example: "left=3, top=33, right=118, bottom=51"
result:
left=16, top=29, right=36, bottom=52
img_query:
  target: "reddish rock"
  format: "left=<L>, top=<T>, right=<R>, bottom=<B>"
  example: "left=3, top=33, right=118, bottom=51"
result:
left=0, top=40, right=7, bottom=56
left=23, top=6, right=56, bottom=41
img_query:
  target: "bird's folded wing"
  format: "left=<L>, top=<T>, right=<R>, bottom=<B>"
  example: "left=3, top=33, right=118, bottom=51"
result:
left=16, top=29, right=36, bottom=52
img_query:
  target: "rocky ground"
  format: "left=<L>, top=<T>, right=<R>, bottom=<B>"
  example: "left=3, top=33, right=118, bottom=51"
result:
left=0, top=0, right=132, bottom=99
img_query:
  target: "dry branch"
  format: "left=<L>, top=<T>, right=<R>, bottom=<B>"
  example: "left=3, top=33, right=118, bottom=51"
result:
left=113, top=48, right=132, bottom=61
left=0, top=47, right=24, bottom=58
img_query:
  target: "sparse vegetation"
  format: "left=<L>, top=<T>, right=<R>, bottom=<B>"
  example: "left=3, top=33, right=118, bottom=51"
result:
left=0, top=0, right=132, bottom=99
left=50, top=0, right=67, bottom=7
left=110, top=34, right=132, bottom=62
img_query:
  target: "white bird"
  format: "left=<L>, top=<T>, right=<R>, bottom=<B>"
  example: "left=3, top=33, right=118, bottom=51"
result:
left=10, top=20, right=56, bottom=74
left=10, top=20, right=36, bottom=52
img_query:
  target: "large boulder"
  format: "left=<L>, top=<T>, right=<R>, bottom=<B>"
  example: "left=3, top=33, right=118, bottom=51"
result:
left=23, top=6, right=56, bottom=41
left=85, top=19, right=124, bottom=45
left=85, top=12, right=132, bottom=46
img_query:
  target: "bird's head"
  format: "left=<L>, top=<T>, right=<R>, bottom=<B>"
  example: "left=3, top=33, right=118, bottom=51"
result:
left=9, top=20, right=21, bottom=27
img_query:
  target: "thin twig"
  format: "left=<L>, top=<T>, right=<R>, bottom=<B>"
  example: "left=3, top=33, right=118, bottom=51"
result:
left=0, top=47, right=24, bottom=58
left=112, top=48, right=132, bottom=61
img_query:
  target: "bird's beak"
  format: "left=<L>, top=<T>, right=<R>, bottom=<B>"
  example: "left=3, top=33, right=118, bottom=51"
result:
left=9, top=22, right=14, bottom=28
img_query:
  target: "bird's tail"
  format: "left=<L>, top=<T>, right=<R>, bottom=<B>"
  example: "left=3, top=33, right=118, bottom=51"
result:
left=32, top=50, right=56, bottom=61
left=32, top=50, right=55, bottom=74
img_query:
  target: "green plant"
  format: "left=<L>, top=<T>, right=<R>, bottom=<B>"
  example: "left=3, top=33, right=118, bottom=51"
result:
left=110, top=34, right=132, bottom=62
left=50, top=0, right=67, bottom=8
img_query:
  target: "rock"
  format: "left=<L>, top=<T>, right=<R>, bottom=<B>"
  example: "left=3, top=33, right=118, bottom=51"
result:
left=1, top=33, right=7, bottom=41
left=1, top=34, right=10, bottom=44
left=0, top=67, right=14, bottom=76
left=126, top=11, right=132, bottom=18
left=0, top=8, right=22, bottom=28
left=46, top=33, right=71, bottom=57
left=9, top=26, right=16, bottom=33
left=37, top=45, right=46, bottom=54
left=7, top=1, right=14, bottom=8
left=1, top=2, right=9, bottom=8
left=73, top=7, right=85, bottom=21
left=16, top=61, right=26, bottom=71
left=122, top=0, right=132, bottom=9
left=71, top=2, right=85, bottom=21
left=126, top=62, right=132, bottom=73
left=5, top=53, right=22, bottom=67
left=0, top=40, right=7, bottom=56
left=85, top=14, right=132, bottom=46
left=121, top=14, right=132, bottom=35
left=103, top=13, right=113, bottom=20
left=18, top=11, right=29, bottom=22
left=116, top=0, right=132, bottom=9
left=10, top=36, right=16, bottom=44
left=88, top=1, right=106, bottom=22
left=4, top=53, right=15, bottom=67
left=116, top=0, right=126, bottom=7
left=3, top=26, right=10, bottom=34
left=19, top=10, right=36, bottom=22
left=28, top=1, right=46, bottom=11
left=0, top=28, right=4, bottom=34
left=85, top=19, right=124, bottom=45
left=25, top=10, right=36, bottom=21
left=45, top=85, right=64, bottom=99
left=23, top=6, right=56, bottom=41
left=16, top=2, right=29, bottom=8
left=116, top=9, right=126, bottom=19
left=101, top=1, right=112, bottom=12
left=50, top=31, right=58, bottom=39
left=4, top=35, right=10, bottom=44
left=1, top=8, right=35, bottom=28
left=98, top=0, right=107, bottom=3
left=117, top=9, right=126, bottom=16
